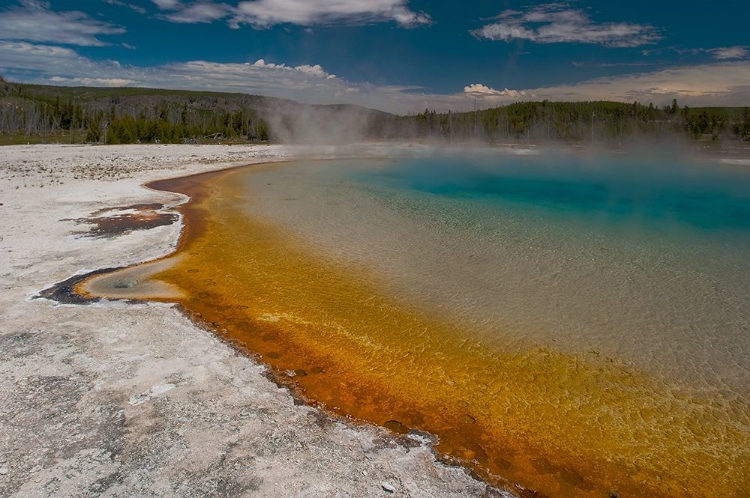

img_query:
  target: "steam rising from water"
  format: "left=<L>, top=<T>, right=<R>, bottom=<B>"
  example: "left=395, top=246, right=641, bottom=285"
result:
left=258, top=100, right=388, bottom=143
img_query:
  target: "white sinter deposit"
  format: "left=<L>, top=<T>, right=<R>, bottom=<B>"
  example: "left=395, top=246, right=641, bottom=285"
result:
left=0, top=144, right=506, bottom=497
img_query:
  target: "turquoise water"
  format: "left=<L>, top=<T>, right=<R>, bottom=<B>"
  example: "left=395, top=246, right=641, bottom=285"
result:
left=243, top=150, right=750, bottom=392
left=353, top=153, right=750, bottom=234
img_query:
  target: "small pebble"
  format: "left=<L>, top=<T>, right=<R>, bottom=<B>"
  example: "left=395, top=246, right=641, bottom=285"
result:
left=0, top=467, right=8, bottom=475
left=381, top=481, right=396, bottom=493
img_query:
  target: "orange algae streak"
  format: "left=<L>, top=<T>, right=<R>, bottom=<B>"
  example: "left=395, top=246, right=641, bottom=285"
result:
left=143, top=166, right=749, bottom=498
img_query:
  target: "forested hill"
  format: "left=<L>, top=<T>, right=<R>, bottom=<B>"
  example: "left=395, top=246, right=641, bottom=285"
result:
left=0, top=77, right=392, bottom=145
left=405, top=101, right=750, bottom=145
left=1, top=76, right=749, bottom=146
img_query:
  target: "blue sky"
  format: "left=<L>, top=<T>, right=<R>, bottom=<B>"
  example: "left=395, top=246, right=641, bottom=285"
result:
left=0, top=0, right=748, bottom=113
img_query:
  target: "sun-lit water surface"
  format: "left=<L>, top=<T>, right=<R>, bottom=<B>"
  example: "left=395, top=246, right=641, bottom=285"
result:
left=244, top=153, right=750, bottom=390
left=131, top=150, right=750, bottom=497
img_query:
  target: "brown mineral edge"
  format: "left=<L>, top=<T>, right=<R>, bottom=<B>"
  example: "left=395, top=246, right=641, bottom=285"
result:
left=65, top=203, right=179, bottom=238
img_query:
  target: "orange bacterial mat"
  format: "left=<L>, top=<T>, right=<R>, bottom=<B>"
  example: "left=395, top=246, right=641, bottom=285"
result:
left=84, top=164, right=750, bottom=498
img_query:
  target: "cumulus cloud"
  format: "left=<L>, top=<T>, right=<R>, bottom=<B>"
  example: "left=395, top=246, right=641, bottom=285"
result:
left=472, top=4, right=661, bottom=47
left=464, top=84, right=526, bottom=98
left=712, top=46, right=749, bottom=60
left=251, top=59, right=283, bottom=69
left=0, top=0, right=125, bottom=46
left=295, top=64, right=334, bottom=78
left=252, top=59, right=336, bottom=78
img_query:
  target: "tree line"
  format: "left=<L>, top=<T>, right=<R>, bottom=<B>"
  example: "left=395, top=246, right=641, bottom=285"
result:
left=89, top=102, right=270, bottom=144
left=1, top=76, right=749, bottom=145
left=379, top=99, right=750, bottom=144
left=0, top=77, right=270, bottom=144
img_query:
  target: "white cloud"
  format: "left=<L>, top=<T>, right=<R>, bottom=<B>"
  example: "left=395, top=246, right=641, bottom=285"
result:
left=102, top=0, right=147, bottom=14
left=163, top=2, right=231, bottom=23
left=147, top=0, right=431, bottom=28
left=251, top=59, right=282, bottom=69
left=295, top=64, right=330, bottom=78
left=232, top=0, right=431, bottom=28
left=152, top=0, right=181, bottom=9
left=158, top=60, right=352, bottom=97
left=50, top=76, right=135, bottom=86
left=2, top=40, right=79, bottom=58
left=0, top=40, right=81, bottom=69
left=3, top=41, right=750, bottom=115
left=0, top=0, right=125, bottom=46
left=473, top=4, right=661, bottom=47
left=464, top=84, right=526, bottom=98
left=644, top=45, right=750, bottom=61
left=252, top=59, right=335, bottom=78
left=712, top=46, right=749, bottom=60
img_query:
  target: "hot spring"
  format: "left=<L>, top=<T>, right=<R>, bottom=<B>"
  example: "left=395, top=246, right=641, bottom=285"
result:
left=87, top=149, right=750, bottom=497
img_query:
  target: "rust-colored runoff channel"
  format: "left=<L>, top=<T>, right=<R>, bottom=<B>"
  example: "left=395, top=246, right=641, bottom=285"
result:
left=81, top=164, right=750, bottom=498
